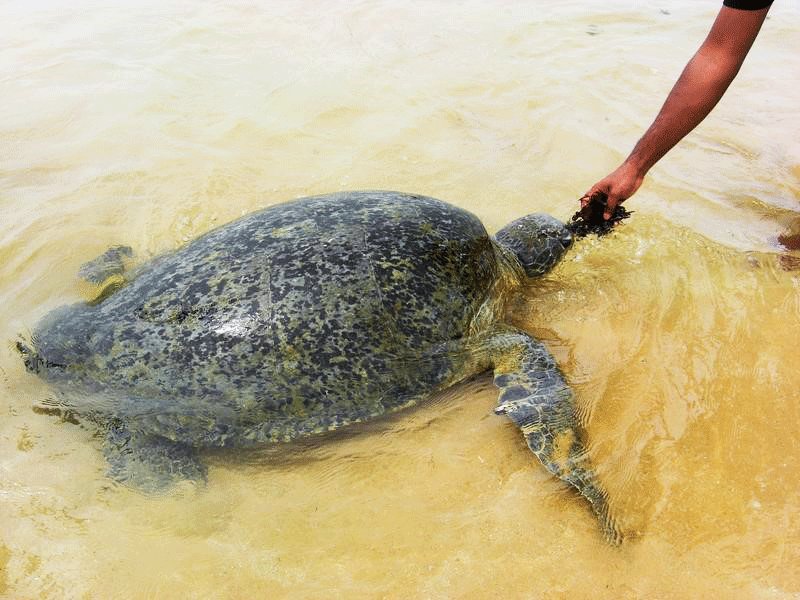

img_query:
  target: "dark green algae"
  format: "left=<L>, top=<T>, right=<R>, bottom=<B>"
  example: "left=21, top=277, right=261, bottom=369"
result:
left=568, top=191, right=632, bottom=238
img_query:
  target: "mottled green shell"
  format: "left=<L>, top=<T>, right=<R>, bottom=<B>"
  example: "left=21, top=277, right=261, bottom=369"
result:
left=30, top=191, right=501, bottom=446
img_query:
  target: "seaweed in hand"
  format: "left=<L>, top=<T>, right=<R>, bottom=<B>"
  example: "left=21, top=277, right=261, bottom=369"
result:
left=567, top=191, right=632, bottom=238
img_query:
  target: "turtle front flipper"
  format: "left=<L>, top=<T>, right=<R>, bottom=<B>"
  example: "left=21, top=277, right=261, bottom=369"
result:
left=103, top=421, right=207, bottom=492
left=488, top=330, right=621, bottom=544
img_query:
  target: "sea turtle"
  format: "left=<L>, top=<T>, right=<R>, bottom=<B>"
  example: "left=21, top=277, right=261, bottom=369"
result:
left=18, top=190, right=617, bottom=540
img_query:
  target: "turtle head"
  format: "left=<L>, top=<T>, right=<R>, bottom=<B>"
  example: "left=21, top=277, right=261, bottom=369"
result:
left=494, top=214, right=573, bottom=278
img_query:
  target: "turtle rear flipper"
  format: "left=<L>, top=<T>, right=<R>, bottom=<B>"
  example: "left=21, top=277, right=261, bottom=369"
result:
left=79, top=245, right=133, bottom=285
left=103, top=422, right=207, bottom=492
left=78, top=245, right=134, bottom=304
left=489, top=330, right=621, bottom=544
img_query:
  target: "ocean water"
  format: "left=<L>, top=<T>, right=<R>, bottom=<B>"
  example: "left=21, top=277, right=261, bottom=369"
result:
left=1, top=1, right=799, bottom=597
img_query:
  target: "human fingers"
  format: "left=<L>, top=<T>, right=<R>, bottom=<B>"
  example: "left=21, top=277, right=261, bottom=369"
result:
left=603, top=194, right=622, bottom=220
left=580, top=186, right=602, bottom=209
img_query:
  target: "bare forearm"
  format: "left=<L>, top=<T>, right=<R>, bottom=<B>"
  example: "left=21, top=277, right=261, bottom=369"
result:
left=625, top=49, right=742, bottom=175
left=623, top=6, right=770, bottom=178
left=580, top=6, right=770, bottom=218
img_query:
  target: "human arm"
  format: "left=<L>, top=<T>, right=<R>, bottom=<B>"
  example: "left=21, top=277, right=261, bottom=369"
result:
left=581, top=4, right=772, bottom=219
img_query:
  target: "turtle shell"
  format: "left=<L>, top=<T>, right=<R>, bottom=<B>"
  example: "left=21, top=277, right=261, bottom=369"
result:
left=29, top=191, right=500, bottom=445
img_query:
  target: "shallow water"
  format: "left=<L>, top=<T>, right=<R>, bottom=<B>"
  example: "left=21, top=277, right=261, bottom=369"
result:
left=2, top=0, right=800, bottom=597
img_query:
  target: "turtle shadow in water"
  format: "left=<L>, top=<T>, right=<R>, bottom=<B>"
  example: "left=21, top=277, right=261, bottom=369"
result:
left=203, top=373, right=622, bottom=545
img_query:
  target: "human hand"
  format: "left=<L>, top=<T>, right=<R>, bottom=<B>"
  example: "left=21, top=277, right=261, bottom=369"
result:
left=580, top=162, right=645, bottom=220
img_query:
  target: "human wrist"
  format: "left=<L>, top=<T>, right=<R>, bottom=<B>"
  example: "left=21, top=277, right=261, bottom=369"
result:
left=620, top=154, right=650, bottom=181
